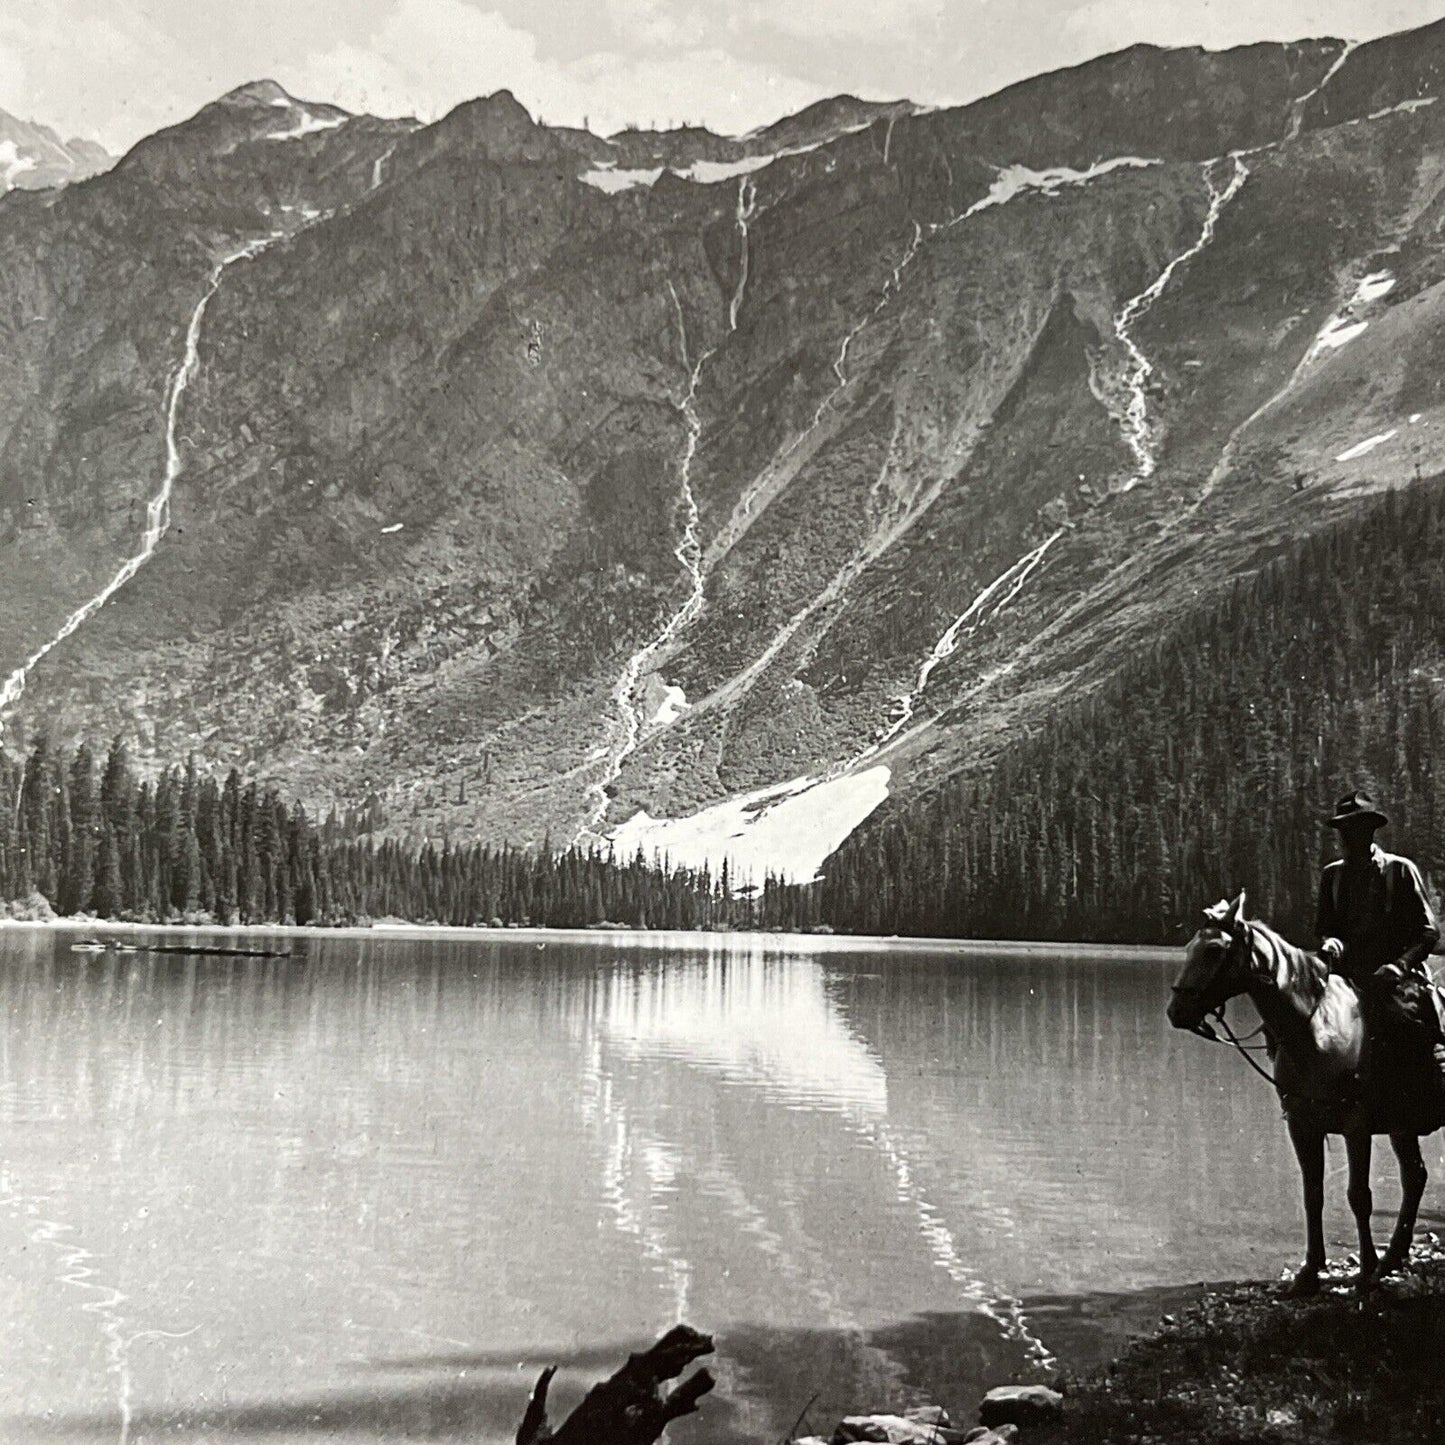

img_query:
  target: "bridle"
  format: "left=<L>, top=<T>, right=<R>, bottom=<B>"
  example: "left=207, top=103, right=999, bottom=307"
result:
left=1171, top=921, right=1279, bottom=1087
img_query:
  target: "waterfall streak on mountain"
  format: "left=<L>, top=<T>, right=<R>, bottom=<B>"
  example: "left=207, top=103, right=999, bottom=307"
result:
left=729, top=176, right=757, bottom=331
left=1287, top=40, right=1359, bottom=140
left=371, top=143, right=400, bottom=190
left=989, top=153, right=1307, bottom=704
left=704, top=158, right=1153, bottom=719
left=832, top=218, right=923, bottom=394
left=714, top=156, right=1154, bottom=570
left=872, top=531, right=1063, bottom=752
left=1111, top=155, right=1248, bottom=490
left=579, top=204, right=751, bottom=836
left=0, top=237, right=276, bottom=730
left=1191, top=333, right=1322, bottom=514
left=707, top=218, right=925, bottom=574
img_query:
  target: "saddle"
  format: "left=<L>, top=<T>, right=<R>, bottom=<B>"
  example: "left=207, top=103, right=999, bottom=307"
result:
left=1362, top=970, right=1445, bottom=1135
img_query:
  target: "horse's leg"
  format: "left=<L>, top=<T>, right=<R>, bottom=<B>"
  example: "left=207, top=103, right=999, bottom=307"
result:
left=1284, top=1114, right=1326, bottom=1296
left=1379, top=1132, right=1429, bottom=1276
left=1345, top=1129, right=1378, bottom=1290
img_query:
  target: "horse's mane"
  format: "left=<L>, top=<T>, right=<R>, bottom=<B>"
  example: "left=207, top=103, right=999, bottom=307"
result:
left=1244, top=916, right=1330, bottom=1007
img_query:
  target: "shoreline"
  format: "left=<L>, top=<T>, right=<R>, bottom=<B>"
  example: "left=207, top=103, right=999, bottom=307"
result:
left=820, top=1247, right=1445, bottom=1444
left=0, top=916, right=1181, bottom=960
left=1029, top=1242, right=1445, bottom=1443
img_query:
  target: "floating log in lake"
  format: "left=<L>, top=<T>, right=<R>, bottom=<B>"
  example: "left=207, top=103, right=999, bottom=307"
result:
left=515, top=1324, right=715, bottom=1445
left=136, top=943, right=292, bottom=959
left=69, top=940, right=290, bottom=958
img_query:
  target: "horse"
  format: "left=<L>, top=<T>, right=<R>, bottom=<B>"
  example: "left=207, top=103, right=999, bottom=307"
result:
left=1167, top=891, right=1437, bottom=1296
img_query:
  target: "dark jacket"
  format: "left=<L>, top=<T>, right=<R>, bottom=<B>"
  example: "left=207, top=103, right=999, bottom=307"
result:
left=1316, top=845, right=1440, bottom=985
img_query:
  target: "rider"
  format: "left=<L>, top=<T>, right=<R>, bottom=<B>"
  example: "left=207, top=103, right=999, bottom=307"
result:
left=1316, top=790, right=1440, bottom=1101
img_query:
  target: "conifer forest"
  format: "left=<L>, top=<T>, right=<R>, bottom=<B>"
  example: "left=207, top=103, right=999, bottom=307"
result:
left=5, top=478, right=1445, bottom=946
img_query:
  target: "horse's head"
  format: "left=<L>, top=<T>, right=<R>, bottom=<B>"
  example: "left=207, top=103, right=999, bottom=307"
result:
left=1168, top=890, right=1254, bottom=1036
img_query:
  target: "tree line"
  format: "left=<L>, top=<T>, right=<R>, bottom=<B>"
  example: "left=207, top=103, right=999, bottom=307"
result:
left=821, top=476, right=1445, bottom=943
left=8, top=476, right=1439, bottom=944
left=0, top=735, right=823, bottom=931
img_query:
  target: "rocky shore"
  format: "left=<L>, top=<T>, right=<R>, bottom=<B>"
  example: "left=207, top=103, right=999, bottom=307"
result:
left=798, top=1238, right=1445, bottom=1445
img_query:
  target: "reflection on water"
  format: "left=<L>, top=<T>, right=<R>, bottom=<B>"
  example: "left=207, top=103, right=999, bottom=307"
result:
left=583, top=949, right=1052, bottom=1373
left=0, top=930, right=1402, bottom=1443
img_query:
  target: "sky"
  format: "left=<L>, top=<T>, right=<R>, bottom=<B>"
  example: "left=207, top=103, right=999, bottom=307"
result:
left=2, top=0, right=1443, bottom=155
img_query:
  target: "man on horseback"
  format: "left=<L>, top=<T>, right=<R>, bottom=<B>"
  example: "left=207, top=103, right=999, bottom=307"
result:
left=1167, top=799, right=1444, bottom=1294
left=1317, top=790, right=1441, bottom=1113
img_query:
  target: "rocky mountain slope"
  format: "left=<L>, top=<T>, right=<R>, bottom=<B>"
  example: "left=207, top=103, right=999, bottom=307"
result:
left=3, top=26, right=1445, bottom=872
left=0, top=107, right=110, bottom=191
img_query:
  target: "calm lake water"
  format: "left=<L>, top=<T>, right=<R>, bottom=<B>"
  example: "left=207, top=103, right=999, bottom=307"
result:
left=0, top=928, right=1424, bottom=1444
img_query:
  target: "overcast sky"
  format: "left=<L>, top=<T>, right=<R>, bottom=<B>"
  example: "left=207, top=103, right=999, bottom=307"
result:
left=2, top=1, right=1442, bottom=154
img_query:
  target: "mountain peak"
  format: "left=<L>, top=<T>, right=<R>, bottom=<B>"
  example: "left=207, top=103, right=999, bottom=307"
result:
left=222, top=79, right=294, bottom=107
left=447, top=89, right=536, bottom=130
left=417, top=89, right=573, bottom=164
left=0, top=106, right=111, bottom=190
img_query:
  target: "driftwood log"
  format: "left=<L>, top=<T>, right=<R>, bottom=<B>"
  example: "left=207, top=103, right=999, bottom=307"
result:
left=515, top=1324, right=716, bottom=1445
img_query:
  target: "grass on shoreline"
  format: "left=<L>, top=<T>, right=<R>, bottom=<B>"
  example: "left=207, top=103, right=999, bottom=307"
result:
left=1035, top=1238, right=1445, bottom=1444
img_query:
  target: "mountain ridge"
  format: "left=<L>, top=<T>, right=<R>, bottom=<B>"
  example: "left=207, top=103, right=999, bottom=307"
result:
left=0, top=106, right=111, bottom=191
left=1, top=21, right=1442, bottom=881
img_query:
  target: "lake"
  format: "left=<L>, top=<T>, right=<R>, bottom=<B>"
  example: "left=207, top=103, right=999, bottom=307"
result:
left=0, top=928, right=1418, bottom=1444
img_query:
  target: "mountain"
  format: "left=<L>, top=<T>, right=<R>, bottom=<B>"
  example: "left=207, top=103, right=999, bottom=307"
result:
left=0, top=107, right=111, bottom=190
left=2, top=29, right=1445, bottom=881
left=822, top=472, right=1445, bottom=941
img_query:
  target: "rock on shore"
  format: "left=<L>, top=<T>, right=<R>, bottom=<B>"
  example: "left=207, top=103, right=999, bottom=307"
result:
left=800, top=1406, right=1021, bottom=1444
left=801, top=1238, right=1445, bottom=1445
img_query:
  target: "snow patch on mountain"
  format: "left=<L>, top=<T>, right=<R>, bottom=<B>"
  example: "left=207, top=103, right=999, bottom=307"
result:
left=581, top=117, right=891, bottom=193
left=0, top=141, right=36, bottom=189
left=580, top=163, right=665, bottom=192
left=1335, top=429, right=1398, bottom=462
left=1353, top=272, right=1399, bottom=305
left=267, top=108, right=347, bottom=142
left=1308, top=271, right=1396, bottom=359
left=951, top=156, right=1158, bottom=226
left=651, top=686, right=689, bottom=728
left=677, top=155, right=777, bottom=185
left=1315, top=318, right=1369, bottom=351
left=581, top=152, right=784, bottom=192
left=609, top=767, right=891, bottom=886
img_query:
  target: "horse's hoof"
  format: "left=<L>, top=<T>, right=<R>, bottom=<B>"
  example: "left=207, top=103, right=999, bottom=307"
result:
left=1353, top=1266, right=1378, bottom=1296
left=1377, top=1248, right=1410, bottom=1279
left=1282, top=1268, right=1322, bottom=1298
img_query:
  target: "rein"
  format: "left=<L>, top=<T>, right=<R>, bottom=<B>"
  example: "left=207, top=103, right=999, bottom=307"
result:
left=1203, top=1008, right=1279, bottom=1088
left=1172, top=990, right=1279, bottom=1087
left=1173, top=921, right=1281, bottom=1088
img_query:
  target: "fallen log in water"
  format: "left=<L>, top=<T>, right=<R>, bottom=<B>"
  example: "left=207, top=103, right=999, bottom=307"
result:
left=136, top=943, right=291, bottom=958
left=515, top=1324, right=715, bottom=1445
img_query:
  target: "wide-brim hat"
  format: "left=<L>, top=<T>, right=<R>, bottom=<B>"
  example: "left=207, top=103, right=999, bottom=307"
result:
left=1328, top=790, right=1388, bottom=830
